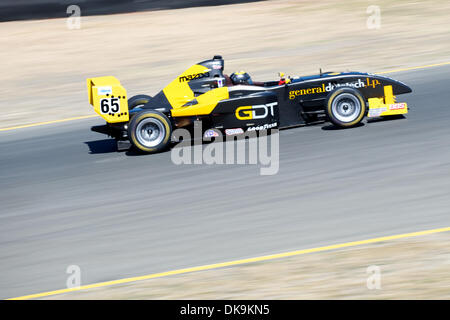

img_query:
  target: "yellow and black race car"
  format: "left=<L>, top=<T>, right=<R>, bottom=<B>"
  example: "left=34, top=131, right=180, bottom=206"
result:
left=87, top=55, right=412, bottom=153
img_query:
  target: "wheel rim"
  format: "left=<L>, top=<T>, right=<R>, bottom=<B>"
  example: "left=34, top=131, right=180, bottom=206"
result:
left=331, top=93, right=361, bottom=123
left=135, top=118, right=166, bottom=148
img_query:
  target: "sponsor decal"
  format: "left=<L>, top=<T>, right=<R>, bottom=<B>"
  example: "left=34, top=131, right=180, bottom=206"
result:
left=288, top=78, right=381, bottom=99
left=212, top=62, right=223, bottom=70
left=225, top=128, right=244, bottom=136
left=171, top=121, right=280, bottom=176
left=368, top=107, right=387, bottom=117
left=179, top=71, right=210, bottom=82
left=203, top=129, right=220, bottom=138
left=97, top=86, right=112, bottom=95
left=247, top=122, right=278, bottom=131
left=388, top=103, right=406, bottom=110
left=368, top=102, right=406, bottom=117
left=235, top=102, right=277, bottom=120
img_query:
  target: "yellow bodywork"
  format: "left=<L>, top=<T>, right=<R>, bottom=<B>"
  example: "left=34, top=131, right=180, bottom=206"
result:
left=163, top=64, right=209, bottom=109
left=87, top=76, right=129, bottom=123
left=164, top=64, right=229, bottom=116
left=87, top=65, right=229, bottom=123
left=368, top=85, right=408, bottom=117
left=171, top=87, right=229, bottom=117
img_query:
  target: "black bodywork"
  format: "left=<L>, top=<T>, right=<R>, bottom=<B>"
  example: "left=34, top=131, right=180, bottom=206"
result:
left=92, top=55, right=412, bottom=145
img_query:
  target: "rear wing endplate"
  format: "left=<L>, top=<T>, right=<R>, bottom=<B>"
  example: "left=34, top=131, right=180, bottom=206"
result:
left=87, top=76, right=129, bottom=123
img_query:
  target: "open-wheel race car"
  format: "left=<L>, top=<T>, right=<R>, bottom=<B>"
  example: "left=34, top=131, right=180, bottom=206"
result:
left=87, top=55, right=412, bottom=153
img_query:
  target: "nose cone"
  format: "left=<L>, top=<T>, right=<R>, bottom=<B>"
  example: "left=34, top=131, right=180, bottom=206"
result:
left=377, top=75, right=412, bottom=95
left=395, top=81, right=412, bottom=94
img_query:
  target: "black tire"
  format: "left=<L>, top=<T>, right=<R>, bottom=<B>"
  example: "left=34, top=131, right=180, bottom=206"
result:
left=128, top=110, right=172, bottom=153
left=325, top=87, right=366, bottom=128
left=127, top=94, right=152, bottom=111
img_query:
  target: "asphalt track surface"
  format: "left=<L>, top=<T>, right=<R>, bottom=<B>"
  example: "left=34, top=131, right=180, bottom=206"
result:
left=1, top=65, right=450, bottom=299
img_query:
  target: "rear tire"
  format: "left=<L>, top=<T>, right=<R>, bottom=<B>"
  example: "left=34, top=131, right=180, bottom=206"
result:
left=325, top=88, right=366, bottom=128
left=128, top=110, right=172, bottom=153
left=127, top=94, right=152, bottom=111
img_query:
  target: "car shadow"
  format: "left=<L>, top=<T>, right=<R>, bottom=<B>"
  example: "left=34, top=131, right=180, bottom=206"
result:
left=87, top=130, right=275, bottom=156
left=85, top=139, right=176, bottom=156
left=366, top=114, right=406, bottom=123
left=84, top=139, right=117, bottom=154
left=125, top=149, right=154, bottom=156
left=321, top=122, right=365, bottom=131
left=125, top=140, right=212, bottom=156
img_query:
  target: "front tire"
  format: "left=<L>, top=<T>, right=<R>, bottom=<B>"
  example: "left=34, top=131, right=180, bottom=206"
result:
left=128, top=110, right=172, bottom=153
left=325, top=88, right=366, bottom=128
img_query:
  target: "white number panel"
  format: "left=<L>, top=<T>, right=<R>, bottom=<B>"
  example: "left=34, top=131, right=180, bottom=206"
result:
left=99, top=98, right=121, bottom=114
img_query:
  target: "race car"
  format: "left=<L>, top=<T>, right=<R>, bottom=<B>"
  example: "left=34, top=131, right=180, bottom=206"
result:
left=87, top=55, right=412, bottom=153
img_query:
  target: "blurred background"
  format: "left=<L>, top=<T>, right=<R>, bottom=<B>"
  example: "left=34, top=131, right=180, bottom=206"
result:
left=0, top=0, right=263, bottom=21
left=1, top=0, right=450, bottom=300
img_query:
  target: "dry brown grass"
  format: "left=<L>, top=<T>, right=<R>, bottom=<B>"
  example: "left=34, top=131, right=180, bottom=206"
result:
left=43, top=232, right=450, bottom=299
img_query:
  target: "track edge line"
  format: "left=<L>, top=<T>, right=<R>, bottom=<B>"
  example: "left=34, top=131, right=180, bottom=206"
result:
left=7, top=226, right=450, bottom=300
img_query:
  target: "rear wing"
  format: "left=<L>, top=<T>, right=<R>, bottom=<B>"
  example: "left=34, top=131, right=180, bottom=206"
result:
left=87, top=76, right=129, bottom=123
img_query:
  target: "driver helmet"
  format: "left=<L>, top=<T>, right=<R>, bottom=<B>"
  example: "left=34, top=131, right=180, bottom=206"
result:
left=230, top=71, right=253, bottom=85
